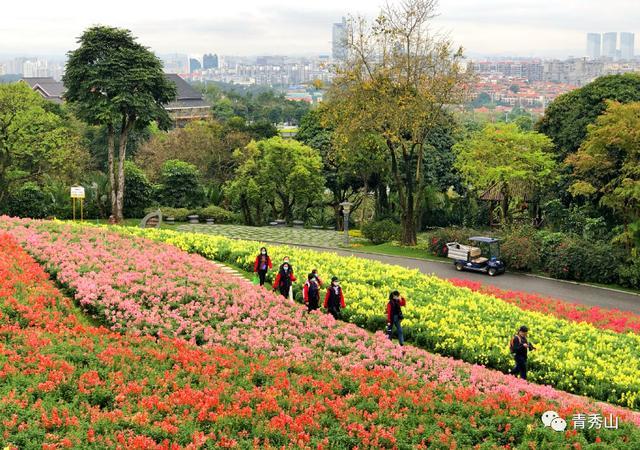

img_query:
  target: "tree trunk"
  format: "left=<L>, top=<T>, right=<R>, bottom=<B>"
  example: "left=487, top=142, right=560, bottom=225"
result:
left=401, top=188, right=418, bottom=246
left=107, top=125, right=117, bottom=220
left=501, top=183, right=510, bottom=225
left=116, top=119, right=132, bottom=221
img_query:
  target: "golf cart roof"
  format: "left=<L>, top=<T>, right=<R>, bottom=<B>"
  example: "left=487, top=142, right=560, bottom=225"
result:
left=469, top=236, right=500, bottom=243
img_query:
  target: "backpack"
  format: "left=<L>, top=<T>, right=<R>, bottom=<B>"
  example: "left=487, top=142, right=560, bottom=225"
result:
left=509, top=335, right=520, bottom=354
left=308, top=280, right=319, bottom=299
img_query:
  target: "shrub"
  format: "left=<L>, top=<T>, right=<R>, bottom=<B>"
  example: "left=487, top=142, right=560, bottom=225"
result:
left=542, top=237, right=623, bottom=284
left=500, top=227, right=541, bottom=271
left=145, top=206, right=192, bottom=222
left=156, top=160, right=205, bottom=208
left=425, top=227, right=475, bottom=257
left=3, top=182, right=49, bottom=218
left=619, top=257, right=640, bottom=289
left=124, top=161, right=154, bottom=218
left=197, top=205, right=238, bottom=223
left=361, top=219, right=401, bottom=244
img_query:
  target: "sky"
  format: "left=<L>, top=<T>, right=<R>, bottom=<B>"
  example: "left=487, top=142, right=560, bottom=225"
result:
left=0, top=0, right=638, bottom=59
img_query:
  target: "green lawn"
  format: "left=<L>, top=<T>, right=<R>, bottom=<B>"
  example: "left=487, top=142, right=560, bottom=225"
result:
left=352, top=242, right=447, bottom=262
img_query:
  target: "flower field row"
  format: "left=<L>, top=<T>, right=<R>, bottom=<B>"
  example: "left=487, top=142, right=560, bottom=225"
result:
left=448, top=278, right=640, bottom=335
left=2, top=230, right=640, bottom=449
left=107, top=225, right=640, bottom=410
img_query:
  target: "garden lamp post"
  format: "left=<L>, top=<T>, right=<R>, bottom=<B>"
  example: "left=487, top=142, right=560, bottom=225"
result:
left=340, top=201, right=352, bottom=247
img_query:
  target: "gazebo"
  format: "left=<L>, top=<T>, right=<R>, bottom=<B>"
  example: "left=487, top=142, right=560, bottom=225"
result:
left=479, top=181, right=535, bottom=226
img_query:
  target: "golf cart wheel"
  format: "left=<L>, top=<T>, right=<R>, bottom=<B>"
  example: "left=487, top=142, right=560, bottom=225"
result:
left=488, top=267, right=497, bottom=276
left=455, top=262, right=464, bottom=271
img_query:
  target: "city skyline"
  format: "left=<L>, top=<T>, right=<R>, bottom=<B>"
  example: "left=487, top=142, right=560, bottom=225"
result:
left=1, top=0, right=639, bottom=59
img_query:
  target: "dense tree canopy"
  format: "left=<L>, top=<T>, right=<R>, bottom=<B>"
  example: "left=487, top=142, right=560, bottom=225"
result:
left=537, top=74, right=640, bottom=162
left=0, top=83, right=88, bottom=207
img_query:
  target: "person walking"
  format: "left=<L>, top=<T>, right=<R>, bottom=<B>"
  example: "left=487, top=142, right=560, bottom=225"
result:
left=386, top=290, right=406, bottom=346
left=323, top=277, right=345, bottom=320
left=510, top=325, right=535, bottom=380
left=273, top=260, right=296, bottom=300
left=303, top=273, right=321, bottom=312
left=253, top=247, right=273, bottom=286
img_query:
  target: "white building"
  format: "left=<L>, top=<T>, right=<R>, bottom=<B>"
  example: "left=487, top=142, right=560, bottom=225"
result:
left=620, top=32, right=635, bottom=60
left=603, top=32, right=618, bottom=59
left=586, top=33, right=601, bottom=59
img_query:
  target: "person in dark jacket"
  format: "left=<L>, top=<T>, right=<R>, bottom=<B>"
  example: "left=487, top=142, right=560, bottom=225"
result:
left=303, top=273, right=321, bottom=312
left=323, top=276, right=345, bottom=319
left=386, top=290, right=407, bottom=346
left=273, top=261, right=296, bottom=299
left=510, top=325, right=535, bottom=380
left=253, top=247, right=273, bottom=286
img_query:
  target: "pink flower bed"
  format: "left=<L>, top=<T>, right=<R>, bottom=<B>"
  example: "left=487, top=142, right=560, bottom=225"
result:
left=449, top=278, right=640, bottom=334
left=3, top=217, right=640, bottom=428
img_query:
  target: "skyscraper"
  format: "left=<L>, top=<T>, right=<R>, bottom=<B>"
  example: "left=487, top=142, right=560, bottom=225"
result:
left=603, top=32, right=618, bottom=58
left=203, top=53, right=219, bottom=70
left=332, top=17, right=347, bottom=61
left=586, top=33, right=601, bottom=59
left=620, top=32, right=635, bottom=60
left=189, top=58, right=202, bottom=73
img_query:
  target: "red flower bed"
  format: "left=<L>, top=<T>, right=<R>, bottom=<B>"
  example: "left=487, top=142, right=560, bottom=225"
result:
left=449, top=278, right=640, bottom=334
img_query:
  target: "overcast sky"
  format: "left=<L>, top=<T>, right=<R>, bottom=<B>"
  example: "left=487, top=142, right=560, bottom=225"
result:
left=0, top=0, right=638, bottom=59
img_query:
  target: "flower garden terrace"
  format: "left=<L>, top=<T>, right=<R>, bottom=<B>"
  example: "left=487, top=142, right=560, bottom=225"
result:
left=0, top=218, right=640, bottom=448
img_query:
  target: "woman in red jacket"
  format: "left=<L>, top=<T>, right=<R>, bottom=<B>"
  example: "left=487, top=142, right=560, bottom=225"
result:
left=273, top=261, right=296, bottom=299
left=253, top=247, right=273, bottom=286
left=324, top=277, right=345, bottom=319
left=386, top=290, right=406, bottom=346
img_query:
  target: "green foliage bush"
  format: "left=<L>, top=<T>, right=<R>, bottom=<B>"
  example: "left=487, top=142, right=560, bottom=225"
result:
left=156, top=160, right=205, bottom=208
left=4, top=183, right=49, bottom=219
left=145, top=206, right=192, bottom=222
left=541, top=237, right=622, bottom=284
left=197, top=205, right=238, bottom=223
left=618, top=257, right=640, bottom=289
left=123, top=161, right=154, bottom=218
left=500, top=227, right=541, bottom=271
left=361, top=219, right=401, bottom=244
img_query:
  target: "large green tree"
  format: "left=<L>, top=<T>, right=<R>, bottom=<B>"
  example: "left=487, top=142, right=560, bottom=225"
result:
left=0, top=83, right=87, bottom=208
left=454, top=123, right=557, bottom=223
left=226, top=137, right=324, bottom=225
left=537, top=73, right=640, bottom=162
left=63, top=26, right=176, bottom=221
left=567, top=101, right=640, bottom=252
left=325, top=0, right=471, bottom=245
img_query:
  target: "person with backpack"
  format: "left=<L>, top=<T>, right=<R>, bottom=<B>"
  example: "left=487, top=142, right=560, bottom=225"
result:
left=303, top=273, right=321, bottom=312
left=510, top=325, right=535, bottom=380
left=386, top=290, right=407, bottom=346
left=324, top=277, right=345, bottom=319
left=253, top=247, right=273, bottom=286
left=273, top=260, right=296, bottom=300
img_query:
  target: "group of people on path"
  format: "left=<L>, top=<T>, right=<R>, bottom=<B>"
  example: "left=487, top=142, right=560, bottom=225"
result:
left=253, top=247, right=404, bottom=343
left=254, top=247, right=536, bottom=377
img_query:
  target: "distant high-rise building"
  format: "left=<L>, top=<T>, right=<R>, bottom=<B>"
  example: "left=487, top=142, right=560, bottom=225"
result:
left=189, top=58, right=202, bottom=73
left=586, top=33, right=601, bottom=59
left=332, top=17, right=347, bottom=61
left=621, top=32, right=635, bottom=60
left=203, top=53, right=219, bottom=70
left=161, top=54, right=189, bottom=74
left=603, top=32, right=618, bottom=58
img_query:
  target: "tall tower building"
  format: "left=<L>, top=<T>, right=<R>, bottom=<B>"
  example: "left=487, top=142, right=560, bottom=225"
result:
left=189, top=58, right=202, bottom=73
left=586, top=33, right=601, bottom=59
left=332, top=17, right=347, bottom=61
left=620, top=32, right=635, bottom=60
left=203, top=53, right=219, bottom=70
left=602, top=32, right=618, bottom=58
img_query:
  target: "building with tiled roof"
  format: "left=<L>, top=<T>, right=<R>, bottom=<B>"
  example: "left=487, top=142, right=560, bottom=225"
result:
left=21, top=74, right=210, bottom=126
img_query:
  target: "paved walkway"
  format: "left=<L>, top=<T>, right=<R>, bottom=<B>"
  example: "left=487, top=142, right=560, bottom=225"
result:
left=177, top=224, right=366, bottom=249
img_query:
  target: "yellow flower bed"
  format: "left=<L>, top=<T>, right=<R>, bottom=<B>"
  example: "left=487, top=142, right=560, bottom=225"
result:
left=117, top=226, right=640, bottom=409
